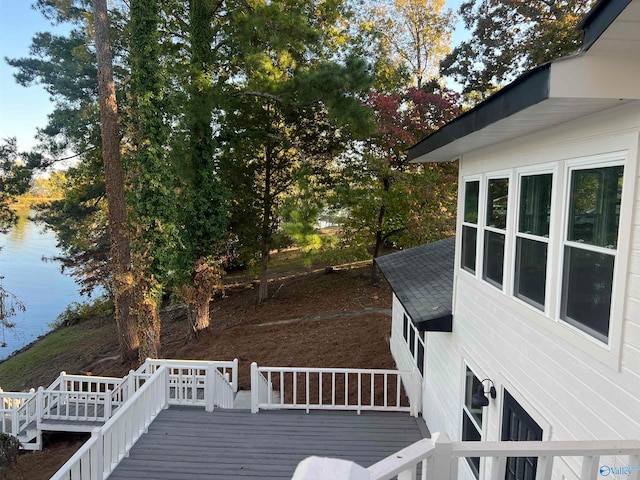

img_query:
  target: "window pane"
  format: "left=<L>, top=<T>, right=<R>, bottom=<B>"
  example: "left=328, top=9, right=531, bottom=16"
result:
left=403, top=314, right=408, bottom=341
left=409, top=326, right=415, bottom=356
left=562, top=246, right=614, bottom=342
left=464, top=181, right=480, bottom=224
left=486, top=178, right=509, bottom=229
left=567, top=166, right=623, bottom=248
left=462, top=412, right=481, bottom=479
left=464, top=367, right=483, bottom=427
left=515, top=238, right=547, bottom=309
left=417, top=341, right=424, bottom=376
left=519, top=174, right=552, bottom=237
left=462, top=225, right=477, bottom=273
left=483, top=231, right=505, bottom=287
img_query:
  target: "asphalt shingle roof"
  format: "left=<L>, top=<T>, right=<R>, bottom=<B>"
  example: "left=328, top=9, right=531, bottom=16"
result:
left=375, top=237, right=454, bottom=332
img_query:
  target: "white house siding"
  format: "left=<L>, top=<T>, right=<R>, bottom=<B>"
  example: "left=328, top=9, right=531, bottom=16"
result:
left=390, top=294, right=417, bottom=374
left=422, top=102, right=640, bottom=479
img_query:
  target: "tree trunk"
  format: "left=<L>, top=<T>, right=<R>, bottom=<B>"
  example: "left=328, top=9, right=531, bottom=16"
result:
left=258, top=146, right=273, bottom=304
left=258, top=238, right=269, bottom=303
left=371, top=176, right=391, bottom=284
left=187, top=257, right=221, bottom=338
left=137, top=295, right=161, bottom=360
left=93, top=0, right=138, bottom=362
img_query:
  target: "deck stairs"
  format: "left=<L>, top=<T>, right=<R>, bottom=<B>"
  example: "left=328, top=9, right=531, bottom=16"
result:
left=0, top=358, right=238, bottom=451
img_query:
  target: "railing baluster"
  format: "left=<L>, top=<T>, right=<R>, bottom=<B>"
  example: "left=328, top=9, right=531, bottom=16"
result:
left=489, top=456, right=507, bottom=480
left=396, top=374, right=401, bottom=407
left=332, top=372, right=336, bottom=406
left=345, top=372, right=349, bottom=406
left=580, top=455, right=599, bottom=480
left=536, top=455, right=554, bottom=480
left=306, top=372, right=310, bottom=413
left=384, top=373, right=388, bottom=408
left=319, top=372, right=323, bottom=407
left=280, top=371, right=284, bottom=406
left=293, top=371, right=297, bottom=406
left=357, top=372, right=362, bottom=414
left=370, top=373, right=375, bottom=408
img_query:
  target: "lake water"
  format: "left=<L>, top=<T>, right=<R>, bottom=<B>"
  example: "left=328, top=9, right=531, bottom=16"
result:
left=0, top=209, right=83, bottom=360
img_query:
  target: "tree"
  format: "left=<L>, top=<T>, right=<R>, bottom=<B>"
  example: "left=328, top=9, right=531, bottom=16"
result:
left=0, top=139, right=33, bottom=232
left=368, top=0, right=455, bottom=89
left=440, top=0, right=595, bottom=96
left=335, top=86, right=460, bottom=282
left=176, top=0, right=228, bottom=337
left=93, top=0, right=139, bottom=362
left=127, top=0, right=180, bottom=359
left=222, top=0, right=373, bottom=303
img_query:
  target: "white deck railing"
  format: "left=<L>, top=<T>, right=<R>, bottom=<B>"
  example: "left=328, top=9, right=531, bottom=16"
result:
left=49, top=358, right=238, bottom=479
left=293, top=433, right=640, bottom=480
left=59, top=373, right=124, bottom=394
left=303, top=433, right=640, bottom=480
left=0, top=390, right=36, bottom=436
left=138, top=359, right=238, bottom=410
left=50, top=365, right=170, bottom=480
left=251, top=363, right=420, bottom=416
left=40, top=389, right=113, bottom=423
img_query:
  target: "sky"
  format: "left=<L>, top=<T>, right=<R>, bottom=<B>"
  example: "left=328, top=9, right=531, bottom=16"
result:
left=0, top=0, right=468, bottom=154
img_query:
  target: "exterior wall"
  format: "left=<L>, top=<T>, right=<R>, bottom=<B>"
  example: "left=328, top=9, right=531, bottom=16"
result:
left=390, top=294, right=416, bottom=374
left=423, top=101, right=640, bottom=479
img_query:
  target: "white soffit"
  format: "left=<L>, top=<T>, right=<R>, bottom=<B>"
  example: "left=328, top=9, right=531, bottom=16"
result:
left=415, top=98, right=630, bottom=163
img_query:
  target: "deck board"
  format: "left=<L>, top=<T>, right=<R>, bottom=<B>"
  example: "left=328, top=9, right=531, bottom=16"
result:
left=108, top=407, right=428, bottom=480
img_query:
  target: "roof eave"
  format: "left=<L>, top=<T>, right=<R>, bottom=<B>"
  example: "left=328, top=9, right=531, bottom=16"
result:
left=579, top=0, right=633, bottom=51
left=407, top=64, right=552, bottom=163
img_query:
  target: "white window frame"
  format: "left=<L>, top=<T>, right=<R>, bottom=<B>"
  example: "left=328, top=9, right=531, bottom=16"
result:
left=511, top=167, right=556, bottom=316
left=460, top=362, right=486, bottom=480
left=403, top=314, right=425, bottom=375
left=456, top=149, right=633, bottom=366
left=480, top=173, right=512, bottom=292
left=555, top=153, right=628, bottom=348
left=460, top=177, right=481, bottom=276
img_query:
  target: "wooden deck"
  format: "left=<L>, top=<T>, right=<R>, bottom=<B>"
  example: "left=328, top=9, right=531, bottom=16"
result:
left=108, top=406, right=429, bottom=480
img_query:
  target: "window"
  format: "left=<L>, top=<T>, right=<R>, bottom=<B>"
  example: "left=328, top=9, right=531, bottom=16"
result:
left=462, top=181, right=480, bottom=273
left=462, top=367, right=484, bottom=479
left=483, top=178, right=509, bottom=288
left=514, top=174, right=552, bottom=310
left=561, top=165, right=623, bottom=343
left=402, top=314, right=409, bottom=341
left=402, top=314, right=425, bottom=375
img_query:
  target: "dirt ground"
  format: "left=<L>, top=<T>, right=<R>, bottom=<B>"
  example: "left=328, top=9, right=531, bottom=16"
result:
left=3, top=263, right=395, bottom=479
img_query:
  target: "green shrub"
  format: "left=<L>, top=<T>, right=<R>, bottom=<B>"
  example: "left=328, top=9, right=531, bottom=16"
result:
left=50, top=296, right=114, bottom=329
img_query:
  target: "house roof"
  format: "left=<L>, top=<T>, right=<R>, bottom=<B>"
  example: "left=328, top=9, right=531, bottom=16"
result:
left=375, top=237, right=455, bottom=332
left=408, top=0, right=640, bottom=163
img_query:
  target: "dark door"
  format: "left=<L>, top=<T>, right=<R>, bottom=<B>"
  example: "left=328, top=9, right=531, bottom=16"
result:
left=501, top=389, right=543, bottom=480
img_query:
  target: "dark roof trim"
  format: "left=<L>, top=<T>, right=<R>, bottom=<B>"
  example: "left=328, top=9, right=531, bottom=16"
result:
left=579, top=0, right=633, bottom=51
left=407, top=64, right=551, bottom=162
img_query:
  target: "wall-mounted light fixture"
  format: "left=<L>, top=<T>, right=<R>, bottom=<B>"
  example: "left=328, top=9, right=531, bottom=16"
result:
left=471, top=379, right=497, bottom=408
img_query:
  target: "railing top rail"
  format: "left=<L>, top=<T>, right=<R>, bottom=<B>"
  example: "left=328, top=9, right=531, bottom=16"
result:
left=257, top=366, right=412, bottom=375
left=42, top=389, right=111, bottom=397
left=452, top=440, right=640, bottom=457
left=146, top=358, right=237, bottom=368
left=368, top=438, right=434, bottom=479
left=60, top=374, right=123, bottom=382
left=0, top=392, right=36, bottom=399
